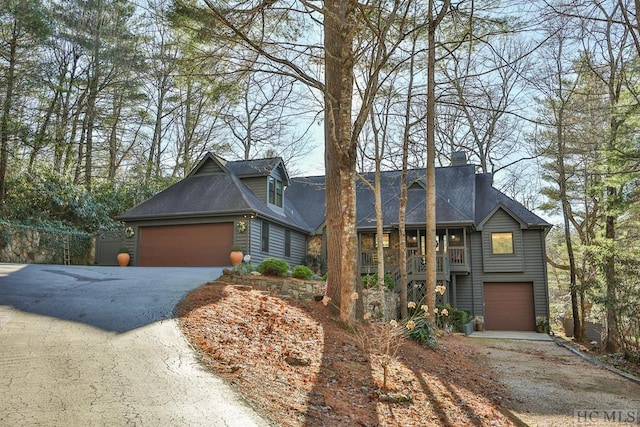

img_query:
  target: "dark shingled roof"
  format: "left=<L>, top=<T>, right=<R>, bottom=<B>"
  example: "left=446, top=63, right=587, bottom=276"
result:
left=120, top=152, right=550, bottom=233
left=118, top=162, right=310, bottom=231
left=474, top=173, right=549, bottom=227
left=286, top=164, right=550, bottom=230
left=226, top=157, right=290, bottom=184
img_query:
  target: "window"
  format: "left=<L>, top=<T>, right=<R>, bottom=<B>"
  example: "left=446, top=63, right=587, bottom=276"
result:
left=276, top=180, right=283, bottom=207
left=284, top=229, right=291, bottom=257
left=448, top=228, right=463, bottom=246
left=261, top=221, right=270, bottom=252
left=268, top=177, right=275, bottom=204
left=374, top=233, right=390, bottom=248
left=491, top=232, right=514, bottom=254
left=268, top=176, right=283, bottom=207
left=406, top=231, right=418, bottom=248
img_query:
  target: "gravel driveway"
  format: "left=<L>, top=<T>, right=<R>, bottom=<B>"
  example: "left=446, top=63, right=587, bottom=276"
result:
left=0, top=263, right=270, bottom=426
left=468, top=337, right=640, bottom=426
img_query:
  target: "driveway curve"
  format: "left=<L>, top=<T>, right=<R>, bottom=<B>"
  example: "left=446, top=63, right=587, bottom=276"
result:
left=0, top=263, right=270, bottom=426
left=469, top=337, right=640, bottom=426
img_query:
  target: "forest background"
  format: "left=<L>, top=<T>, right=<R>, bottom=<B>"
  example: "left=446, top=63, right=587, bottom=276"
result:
left=1, top=0, right=639, bottom=359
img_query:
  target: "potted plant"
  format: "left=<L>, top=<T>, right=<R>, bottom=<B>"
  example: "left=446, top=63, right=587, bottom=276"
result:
left=536, top=318, right=549, bottom=333
left=230, top=245, right=244, bottom=266
left=117, top=247, right=130, bottom=267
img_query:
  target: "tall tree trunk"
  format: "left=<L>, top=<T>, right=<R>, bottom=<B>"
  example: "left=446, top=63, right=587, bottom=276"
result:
left=554, top=67, right=583, bottom=339
left=84, top=71, right=99, bottom=191
left=560, top=171, right=582, bottom=340
left=398, top=34, right=418, bottom=319
left=147, top=75, right=168, bottom=182
left=324, top=0, right=359, bottom=325
left=605, top=191, right=619, bottom=352
left=29, top=88, right=61, bottom=173
left=424, top=0, right=449, bottom=322
left=0, top=28, right=18, bottom=203
left=107, top=94, right=123, bottom=179
left=54, top=53, right=80, bottom=174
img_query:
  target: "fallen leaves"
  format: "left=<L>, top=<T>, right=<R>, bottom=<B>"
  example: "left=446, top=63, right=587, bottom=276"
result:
left=178, top=278, right=517, bottom=426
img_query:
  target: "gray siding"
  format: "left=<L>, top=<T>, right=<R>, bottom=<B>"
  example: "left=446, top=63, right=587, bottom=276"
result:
left=481, top=209, right=524, bottom=273
left=249, top=219, right=306, bottom=267
left=466, top=228, right=549, bottom=318
left=242, top=177, right=268, bottom=203
left=234, top=219, right=249, bottom=252
left=453, top=273, right=474, bottom=314
left=467, top=232, right=485, bottom=317
left=193, top=159, right=225, bottom=175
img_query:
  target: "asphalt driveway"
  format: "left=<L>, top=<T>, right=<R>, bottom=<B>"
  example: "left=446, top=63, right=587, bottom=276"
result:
left=0, top=263, right=270, bottom=426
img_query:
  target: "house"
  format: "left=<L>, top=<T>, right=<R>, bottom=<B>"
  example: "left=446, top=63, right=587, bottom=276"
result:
left=118, top=152, right=551, bottom=331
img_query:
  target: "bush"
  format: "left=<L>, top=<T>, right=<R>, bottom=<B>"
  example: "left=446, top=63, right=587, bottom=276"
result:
left=292, top=265, right=314, bottom=280
left=361, top=273, right=394, bottom=290
left=404, top=316, right=437, bottom=349
left=257, top=257, right=290, bottom=277
left=233, top=262, right=256, bottom=275
left=436, top=304, right=469, bottom=332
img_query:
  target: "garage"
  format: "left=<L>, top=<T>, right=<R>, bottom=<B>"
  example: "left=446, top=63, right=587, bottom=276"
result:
left=138, top=223, right=233, bottom=266
left=483, top=282, right=535, bottom=331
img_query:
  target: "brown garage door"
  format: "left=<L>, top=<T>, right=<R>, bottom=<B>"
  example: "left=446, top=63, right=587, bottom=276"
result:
left=484, top=282, right=535, bottom=331
left=139, top=223, right=233, bottom=266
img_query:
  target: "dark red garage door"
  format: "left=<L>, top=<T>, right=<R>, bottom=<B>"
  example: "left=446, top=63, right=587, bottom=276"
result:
left=484, top=282, right=535, bottom=331
left=139, top=223, right=233, bottom=266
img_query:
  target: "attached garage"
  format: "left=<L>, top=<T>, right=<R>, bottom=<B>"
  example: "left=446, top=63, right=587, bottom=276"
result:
left=483, top=282, right=535, bottom=331
left=138, top=223, right=233, bottom=267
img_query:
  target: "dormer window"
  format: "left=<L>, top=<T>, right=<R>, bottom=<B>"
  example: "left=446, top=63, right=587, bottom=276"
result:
left=268, top=176, right=283, bottom=207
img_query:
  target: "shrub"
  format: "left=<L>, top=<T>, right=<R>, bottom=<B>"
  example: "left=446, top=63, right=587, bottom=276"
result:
left=435, top=304, right=469, bottom=332
left=361, top=273, right=394, bottom=290
left=0, top=225, right=11, bottom=249
left=257, top=257, right=290, bottom=277
left=292, top=265, right=314, bottom=280
left=404, top=316, right=437, bottom=349
left=233, top=262, right=256, bottom=275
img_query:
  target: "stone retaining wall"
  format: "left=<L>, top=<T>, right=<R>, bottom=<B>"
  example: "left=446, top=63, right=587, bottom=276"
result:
left=223, top=272, right=324, bottom=302
left=222, top=272, right=399, bottom=320
left=0, top=224, right=94, bottom=265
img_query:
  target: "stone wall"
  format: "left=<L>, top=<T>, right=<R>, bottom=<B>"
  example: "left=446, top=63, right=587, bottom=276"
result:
left=362, top=288, right=399, bottom=320
left=223, top=271, right=324, bottom=302
left=221, top=272, right=399, bottom=319
left=0, top=224, right=94, bottom=265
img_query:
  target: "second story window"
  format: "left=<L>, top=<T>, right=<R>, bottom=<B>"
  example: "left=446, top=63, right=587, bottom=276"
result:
left=268, top=176, right=283, bottom=207
left=491, top=232, right=514, bottom=254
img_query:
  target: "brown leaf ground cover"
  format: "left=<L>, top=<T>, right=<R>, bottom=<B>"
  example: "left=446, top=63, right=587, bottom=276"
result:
left=177, top=277, right=521, bottom=426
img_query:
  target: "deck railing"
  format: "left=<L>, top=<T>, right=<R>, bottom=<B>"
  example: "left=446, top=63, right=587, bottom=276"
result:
left=360, top=249, right=452, bottom=277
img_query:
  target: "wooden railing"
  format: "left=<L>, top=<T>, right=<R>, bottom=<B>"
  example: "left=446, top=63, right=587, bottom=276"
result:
left=360, top=249, right=451, bottom=277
